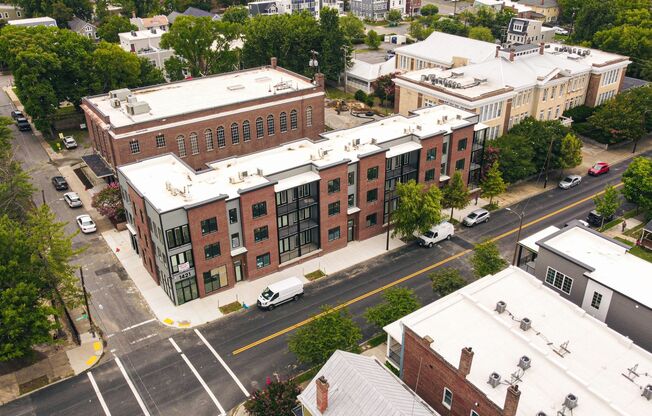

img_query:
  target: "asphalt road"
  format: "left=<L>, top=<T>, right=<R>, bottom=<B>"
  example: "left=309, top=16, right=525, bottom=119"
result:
left=2, top=139, right=646, bottom=415
left=0, top=75, right=167, bottom=358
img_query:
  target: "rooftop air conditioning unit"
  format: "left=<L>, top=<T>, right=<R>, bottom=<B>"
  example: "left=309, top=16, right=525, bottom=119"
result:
left=354, top=138, right=361, bottom=146
left=416, top=125, right=422, bottom=131
left=487, top=372, right=501, bottom=388
left=110, top=98, right=121, bottom=108
left=127, top=95, right=138, bottom=104
left=643, top=385, right=652, bottom=400
left=520, top=317, right=532, bottom=331
left=371, top=138, right=377, bottom=144
left=421, top=75, right=428, bottom=82
left=564, top=394, right=578, bottom=409
left=518, top=355, right=531, bottom=371
left=495, top=301, right=506, bottom=313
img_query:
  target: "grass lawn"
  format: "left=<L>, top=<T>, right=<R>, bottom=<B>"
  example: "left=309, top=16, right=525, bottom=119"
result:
left=364, top=333, right=386, bottom=349
left=219, top=301, right=242, bottom=315
left=599, top=217, right=622, bottom=232
left=614, top=237, right=652, bottom=262
left=325, top=87, right=354, bottom=101
left=292, top=366, right=319, bottom=385
left=624, top=223, right=645, bottom=238
left=305, top=269, right=326, bottom=281
left=482, top=202, right=500, bottom=212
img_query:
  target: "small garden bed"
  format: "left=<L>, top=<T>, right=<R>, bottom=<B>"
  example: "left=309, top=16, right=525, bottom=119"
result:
left=624, top=223, right=645, bottom=238
left=219, top=301, right=242, bottom=315
left=305, top=269, right=326, bottom=281
left=482, top=203, right=500, bottom=211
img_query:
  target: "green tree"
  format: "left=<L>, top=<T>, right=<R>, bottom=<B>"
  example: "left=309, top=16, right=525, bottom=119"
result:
left=372, top=73, right=395, bottom=106
left=572, top=0, right=616, bottom=42
left=339, top=13, right=365, bottom=44
left=365, top=29, right=381, bottom=50
left=288, top=306, right=362, bottom=366
left=164, top=56, right=187, bottom=81
left=391, top=179, right=442, bottom=238
left=471, top=240, right=507, bottom=278
left=319, top=8, right=350, bottom=82
left=97, top=15, right=137, bottom=43
left=420, top=4, right=439, bottom=16
left=222, top=6, right=249, bottom=25
left=588, top=92, right=648, bottom=144
left=480, top=162, right=506, bottom=206
left=90, top=41, right=142, bottom=92
left=442, top=171, right=469, bottom=220
left=0, top=282, right=58, bottom=361
left=364, top=287, right=421, bottom=330
left=434, top=18, right=468, bottom=37
left=245, top=379, right=300, bottom=416
left=51, top=1, right=74, bottom=26
left=91, top=183, right=125, bottom=221
left=354, top=89, right=367, bottom=102
left=508, top=118, right=570, bottom=172
left=387, top=9, right=402, bottom=24
left=621, top=156, right=652, bottom=215
left=593, top=185, right=620, bottom=227
left=468, top=26, right=494, bottom=42
left=493, top=134, right=536, bottom=183
left=0, top=117, right=34, bottom=220
left=95, top=0, right=109, bottom=23
left=558, top=133, right=583, bottom=176
left=161, top=16, right=239, bottom=77
left=430, top=268, right=466, bottom=296
left=138, top=57, right=166, bottom=86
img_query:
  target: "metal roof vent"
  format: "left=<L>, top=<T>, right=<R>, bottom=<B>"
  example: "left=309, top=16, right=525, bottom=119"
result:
left=536, top=412, right=547, bottom=416
left=487, top=372, right=501, bottom=388
left=564, top=394, right=578, bottom=409
left=520, top=317, right=531, bottom=331
left=643, top=384, right=652, bottom=400
left=518, top=355, right=531, bottom=371
left=495, top=301, right=506, bottom=314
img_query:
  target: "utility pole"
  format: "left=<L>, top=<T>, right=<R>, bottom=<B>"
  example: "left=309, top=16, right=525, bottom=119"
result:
left=542, top=136, right=555, bottom=188
left=80, top=267, right=96, bottom=338
left=506, top=208, right=524, bottom=266
left=343, top=46, right=348, bottom=93
left=385, top=207, right=392, bottom=251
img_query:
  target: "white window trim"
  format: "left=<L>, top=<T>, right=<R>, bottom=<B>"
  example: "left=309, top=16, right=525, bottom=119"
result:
left=442, top=387, right=453, bottom=410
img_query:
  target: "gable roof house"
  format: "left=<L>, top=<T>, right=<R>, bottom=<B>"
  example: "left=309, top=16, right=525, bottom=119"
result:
left=130, top=15, right=169, bottom=32
left=68, top=16, right=98, bottom=40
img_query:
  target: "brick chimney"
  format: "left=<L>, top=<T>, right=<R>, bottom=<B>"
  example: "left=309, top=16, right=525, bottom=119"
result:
left=458, top=347, right=474, bottom=378
left=539, top=42, right=545, bottom=55
left=509, top=49, right=515, bottom=62
left=495, top=45, right=500, bottom=58
left=270, top=56, right=277, bottom=69
left=314, top=72, right=325, bottom=89
left=503, top=384, right=521, bottom=416
left=316, top=376, right=329, bottom=413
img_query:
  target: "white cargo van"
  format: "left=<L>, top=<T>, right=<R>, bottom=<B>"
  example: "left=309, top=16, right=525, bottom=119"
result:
left=416, top=221, right=454, bottom=248
left=257, top=277, right=304, bottom=310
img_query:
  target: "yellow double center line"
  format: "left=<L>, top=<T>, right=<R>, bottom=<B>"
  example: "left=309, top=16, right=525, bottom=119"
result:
left=232, top=183, right=622, bottom=355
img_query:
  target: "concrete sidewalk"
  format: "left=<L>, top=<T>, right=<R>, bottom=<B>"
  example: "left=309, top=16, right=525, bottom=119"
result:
left=103, top=229, right=405, bottom=328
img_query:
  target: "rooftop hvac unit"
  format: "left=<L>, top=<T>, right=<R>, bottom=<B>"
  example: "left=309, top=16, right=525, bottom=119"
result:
left=421, top=75, right=428, bottom=82
left=354, top=138, right=361, bottom=146
left=416, top=124, right=422, bottom=131
left=110, top=98, right=121, bottom=108
left=109, top=88, right=131, bottom=101
left=564, top=394, right=578, bottom=409
left=257, top=168, right=263, bottom=176
left=518, top=355, right=531, bottom=371
left=487, top=372, right=501, bottom=388
left=495, top=301, right=506, bottom=313
left=371, top=138, right=377, bottom=144
left=127, top=95, right=138, bottom=104
left=643, top=385, right=652, bottom=400
left=520, top=317, right=532, bottom=331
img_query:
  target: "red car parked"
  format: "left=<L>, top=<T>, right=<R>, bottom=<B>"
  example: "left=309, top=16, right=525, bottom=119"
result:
left=588, top=162, right=610, bottom=176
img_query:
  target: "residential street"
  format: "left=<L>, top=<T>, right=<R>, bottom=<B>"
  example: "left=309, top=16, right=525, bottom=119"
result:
left=1, top=118, right=645, bottom=416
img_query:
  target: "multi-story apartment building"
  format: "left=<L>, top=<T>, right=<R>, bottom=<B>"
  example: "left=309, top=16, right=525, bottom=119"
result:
left=506, top=17, right=554, bottom=46
left=118, top=29, right=174, bottom=71
left=351, top=0, right=388, bottom=21
left=80, top=59, right=325, bottom=177
left=384, top=266, right=652, bottom=416
left=0, top=3, right=23, bottom=20
left=388, top=0, right=420, bottom=16
left=513, top=0, right=559, bottom=23
left=247, top=0, right=326, bottom=16
left=117, top=105, right=484, bottom=305
left=515, top=221, right=652, bottom=351
left=395, top=42, right=630, bottom=139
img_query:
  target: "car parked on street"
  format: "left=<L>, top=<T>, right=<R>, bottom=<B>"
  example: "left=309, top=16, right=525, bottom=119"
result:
left=76, top=214, right=96, bottom=233
left=63, top=192, right=83, bottom=208
left=62, top=136, right=78, bottom=149
left=416, top=221, right=454, bottom=248
left=586, top=210, right=614, bottom=228
left=257, top=277, right=304, bottom=310
left=16, top=117, right=31, bottom=131
left=552, top=26, right=569, bottom=35
left=463, top=208, right=490, bottom=227
left=588, top=161, right=610, bottom=176
left=558, top=174, right=582, bottom=189
left=51, top=176, right=69, bottom=190
left=11, top=110, right=24, bottom=120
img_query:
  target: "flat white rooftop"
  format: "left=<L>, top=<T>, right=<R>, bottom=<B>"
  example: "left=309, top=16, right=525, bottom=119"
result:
left=118, top=29, right=164, bottom=41
left=86, top=67, right=317, bottom=128
left=118, top=105, right=478, bottom=212
left=385, top=266, right=652, bottom=416
left=7, top=16, right=56, bottom=26
left=539, top=225, right=652, bottom=308
left=518, top=225, right=560, bottom=253
left=394, top=31, right=497, bottom=67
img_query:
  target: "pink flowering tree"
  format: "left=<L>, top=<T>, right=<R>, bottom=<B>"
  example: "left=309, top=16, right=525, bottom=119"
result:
left=91, top=183, right=125, bottom=222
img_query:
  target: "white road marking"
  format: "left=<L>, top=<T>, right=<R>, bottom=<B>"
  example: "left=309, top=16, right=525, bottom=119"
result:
left=194, top=329, right=250, bottom=397
left=121, top=318, right=156, bottom=332
left=87, top=372, right=112, bottom=416
left=129, top=334, right=157, bottom=345
left=114, top=357, right=151, bottom=416
left=169, top=337, right=226, bottom=416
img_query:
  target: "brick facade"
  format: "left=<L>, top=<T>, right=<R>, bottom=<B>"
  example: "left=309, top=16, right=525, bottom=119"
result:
left=402, top=327, right=520, bottom=416
left=239, top=185, right=280, bottom=280
left=126, top=184, right=157, bottom=283
left=446, top=124, right=475, bottom=183
left=318, top=163, right=349, bottom=253
left=584, top=73, right=602, bottom=108
left=357, top=151, right=387, bottom=241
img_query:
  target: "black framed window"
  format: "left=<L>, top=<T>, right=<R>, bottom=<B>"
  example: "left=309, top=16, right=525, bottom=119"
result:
left=425, top=169, right=435, bottom=181
left=229, top=208, right=238, bottom=224
left=203, top=267, right=227, bottom=293
left=366, top=213, right=377, bottom=227
left=367, top=166, right=379, bottom=180
left=169, top=249, right=193, bottom=273
left=348, top=171, right=355, bottom=185
left=348, top=194, right=354, bottom=207
left=426, top=147, right=436, bottom=160
left=455, top=159, right=465, bottom=170
left=328, top=227, right=340, bottom=241
left=327, top=178, right=340, bottom=194
left=328, top=201, right=340, bottom=216
left=367, top=188, right=378, bottom=203
left=267, top=115, right=275, bottom=135
left=280, top=112, right=287, bottom=133
left=231, top=233, right=240, bottom=248
left=165, top=225, right=190, bottom=249
left=252, top=202, right=267, bottom=218
left=256, top=253, right=271, bottom=269
left=201, top=217, right=218, bottom=235
left=254, top=226, right=269, bottom=242
left=256, top=117, right=264, bottom=139
left=457, top=138, right=468, bottom=151
left=204, top=243, right=221, bottom=259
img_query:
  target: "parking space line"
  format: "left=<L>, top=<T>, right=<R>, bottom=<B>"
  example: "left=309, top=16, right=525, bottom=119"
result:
left=87, top=372, right=112, bottom=416
left=194, top=329, right=250, bottom=397
left=114, top=357, right=151, bottom=416
left=169, top=337, right=226, bottom=416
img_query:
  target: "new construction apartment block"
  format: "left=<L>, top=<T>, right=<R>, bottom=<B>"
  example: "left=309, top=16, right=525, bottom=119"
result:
left=80, top=59, right=325, bottom=176
left=117, top=105, right=485, bottom=305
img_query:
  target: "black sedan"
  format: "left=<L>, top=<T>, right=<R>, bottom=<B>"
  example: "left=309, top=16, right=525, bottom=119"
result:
left=51, top=176, right=69, bottom=191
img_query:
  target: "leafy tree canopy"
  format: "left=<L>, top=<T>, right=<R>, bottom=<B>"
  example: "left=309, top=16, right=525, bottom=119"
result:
left=340, top=13, right=365, bottom=43
left=392, top=179, right=442, bottom=238
left=430, top=268, right=466, bottom=296
left=593, top=185, right=621, bottom=225
left=420, top=4, right=438, bottom=16
left=480, top=161, right=506, bottom=205
left=471, top=240, right=507, bottom=278
left=244, top=379, right=301, bottom=416
left=442, top=171, right=469, bottom=219
left=468, top=26, right=494, bottom=42
left=364, top=287, right=421, bottom=329
left=365, top=29, right=381, bottom=50
left=621, top=156, right=652, bottom=216
left=97, top=15, right=137, bottom=43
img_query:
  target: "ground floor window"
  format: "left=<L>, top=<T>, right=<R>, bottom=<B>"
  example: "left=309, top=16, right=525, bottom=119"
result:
left=256, top=252, right=271, bottom=269
left=175, top=277, right=198, bottom=305
left=203, top=266, right=228, bottom=293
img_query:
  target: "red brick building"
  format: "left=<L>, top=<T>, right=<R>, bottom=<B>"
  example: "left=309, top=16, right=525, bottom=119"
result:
left=117, top=105, right=484, bottom=305
left=81, top=58, right=325, bottom=175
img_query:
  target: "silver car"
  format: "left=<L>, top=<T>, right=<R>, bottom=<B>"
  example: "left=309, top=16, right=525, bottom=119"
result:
left=558, top=174, right=581, bottom=189
left=76, top=214, right=96, bottom=233
left=63, top=192, right=83, bottom=208
left=62, top=136, right=78, bottom=149
left=463, top=208, right=490, bottom=227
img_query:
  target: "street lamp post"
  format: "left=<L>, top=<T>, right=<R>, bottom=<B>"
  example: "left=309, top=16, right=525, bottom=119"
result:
left=308, top=49, right=319, bottom=79
left=506, top=208, right=525, bottom=266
